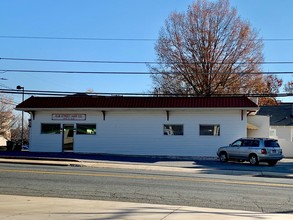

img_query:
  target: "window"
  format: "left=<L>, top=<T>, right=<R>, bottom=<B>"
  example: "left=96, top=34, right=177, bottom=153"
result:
left=269, top=128, right=277, bottom=137
left=76, top=124, right=96, bottom=135
left=164, top=124, right=183, bottom=136
left=264, top=140, right=280, bottom=148
left=232, top=140, right=242, bottom=146
left=250, top=140, right=260, bottom=147
left=242, top=140, right=259, bottom=147
left=41, top=123, right=61, bottom=134
left=200, top=125, right=220, bottom=136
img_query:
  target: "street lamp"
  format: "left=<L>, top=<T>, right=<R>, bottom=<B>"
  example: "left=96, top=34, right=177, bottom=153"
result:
left=16, top=85, right=24, bottom=147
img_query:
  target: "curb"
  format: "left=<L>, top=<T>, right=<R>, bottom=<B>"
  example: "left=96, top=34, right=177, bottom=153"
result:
left=0, top=158, right=76, bottom=167
left=1, top=152, right=293, bottom=179
left=1, top=157, right=292, bottom=179
left=0, top=155, right=80, bottom=162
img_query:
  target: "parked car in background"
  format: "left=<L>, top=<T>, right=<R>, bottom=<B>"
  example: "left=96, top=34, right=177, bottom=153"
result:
left=217, top=138, right=284, bottom=166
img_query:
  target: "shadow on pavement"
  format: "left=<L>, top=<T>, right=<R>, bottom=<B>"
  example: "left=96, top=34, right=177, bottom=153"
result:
left=0, top=151, right=214, bottom=163
left=188, top=160, right=293, bottom=177
left=0, top=151, right=293, bottom=177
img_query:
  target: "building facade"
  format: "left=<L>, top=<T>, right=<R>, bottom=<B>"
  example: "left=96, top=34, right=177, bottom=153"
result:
left=16, top=95, right=258, bottom=157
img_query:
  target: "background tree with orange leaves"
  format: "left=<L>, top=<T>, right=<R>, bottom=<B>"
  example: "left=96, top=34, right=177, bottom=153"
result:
left=150, top=0, right=282, bottom=105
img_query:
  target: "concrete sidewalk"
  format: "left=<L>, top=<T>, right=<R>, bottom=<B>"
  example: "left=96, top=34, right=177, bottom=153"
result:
left=1, top=195, right=292, bottom=220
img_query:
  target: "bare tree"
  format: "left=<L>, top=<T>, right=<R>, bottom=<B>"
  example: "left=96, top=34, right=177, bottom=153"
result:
left=0, top=94, right=16, bottom=141
left=284, top=80, right=293, bottom=93
left=150, top=0, right=281, bottom=104
left=11, top=120, right=30, bottom=145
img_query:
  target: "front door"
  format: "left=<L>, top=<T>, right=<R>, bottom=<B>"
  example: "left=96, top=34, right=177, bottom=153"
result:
left=63, top=124, right=74, bottom=151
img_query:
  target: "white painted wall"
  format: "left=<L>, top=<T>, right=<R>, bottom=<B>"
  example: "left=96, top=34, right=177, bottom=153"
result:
left=247, top=115, right=270, bottom=138
left=29, top=109, right=247, bottom=156
left=272, top=126, right=291, bottom=140
left=276, top=139, right=293, bottom=158
left=29, top=111, right=62, bottom=152
left=270, top=126, right=293, bottom=157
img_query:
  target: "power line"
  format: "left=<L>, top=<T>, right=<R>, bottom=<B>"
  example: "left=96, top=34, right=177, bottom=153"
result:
left=1, top=69, right=293, bottom=75
left=0, top=35, right=156, bottom=42
left=1, top=35, right=293, bottom=42
left=0, top=57, right=153, bottom=64
left=262, top=39, right=293, bottom=42
left=1, top=57, right=293, bottom=65
left=0, top=88, right=74, bottom=96
left=1, top=88, right=293, bottom=98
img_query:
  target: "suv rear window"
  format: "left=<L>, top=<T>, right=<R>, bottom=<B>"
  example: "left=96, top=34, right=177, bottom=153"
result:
left=264, top=140, right=280, bottom=148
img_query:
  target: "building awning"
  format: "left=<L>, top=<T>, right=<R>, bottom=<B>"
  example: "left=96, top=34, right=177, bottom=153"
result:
left=247, top=123, right=258, bottom=130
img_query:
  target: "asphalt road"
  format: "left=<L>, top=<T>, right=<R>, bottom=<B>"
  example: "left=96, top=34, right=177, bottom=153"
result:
left=0, top=163, right=293, bottom=213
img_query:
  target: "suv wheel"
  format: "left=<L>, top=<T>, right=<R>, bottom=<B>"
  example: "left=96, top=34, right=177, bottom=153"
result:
left=219, top=152, right=228, bottom=162
left=249, top=154, right=259, bottom=165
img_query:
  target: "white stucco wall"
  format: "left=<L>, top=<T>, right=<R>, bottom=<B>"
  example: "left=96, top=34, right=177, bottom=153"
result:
left=270, top=126, right=293, bottom=158
left=272, top=126, right=291, bottom=140
left=247, top=115, right=270, bottom=138
left=29, top=109, right=247, bottom=156
left=29, top=111, right=62, bottom=152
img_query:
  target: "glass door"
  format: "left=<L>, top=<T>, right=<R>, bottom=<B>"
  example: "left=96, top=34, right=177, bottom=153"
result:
left=62, top=124, right=74, bottom=151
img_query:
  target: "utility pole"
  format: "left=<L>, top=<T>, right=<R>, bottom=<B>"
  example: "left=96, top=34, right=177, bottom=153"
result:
left=16, top=85, right=24, bottom=147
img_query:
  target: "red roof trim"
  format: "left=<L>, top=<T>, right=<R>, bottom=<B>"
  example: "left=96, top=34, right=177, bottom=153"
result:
left=16, top=96, right=258, bottom=109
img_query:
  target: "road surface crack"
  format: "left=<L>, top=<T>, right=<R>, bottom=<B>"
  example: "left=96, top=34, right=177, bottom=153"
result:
left=160, top=206, right=182, bottom=220
left=254, top=202, right=264, bottom=213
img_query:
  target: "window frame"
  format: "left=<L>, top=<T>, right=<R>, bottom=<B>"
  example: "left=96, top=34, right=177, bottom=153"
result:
left=41, top=123, right=61, bottom=134
left=231, top=140, right=242, bottom=146
left=163, top=124, right=184, bottom=136
left=199, top=124, right=220, bottom=136
left=76, top=123, right=97, bottom=135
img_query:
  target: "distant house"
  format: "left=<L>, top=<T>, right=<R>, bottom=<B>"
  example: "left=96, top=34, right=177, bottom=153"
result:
left=257, top=103, right=293, bottom=157
left=16, top=95, right=258, bottom=157
left=0, top=135, right=8, bottom=146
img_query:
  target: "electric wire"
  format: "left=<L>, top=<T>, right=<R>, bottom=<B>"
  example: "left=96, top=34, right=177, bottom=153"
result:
left=1, top=35, right=293, bottom=42
left=1, top=88, right=293, bottom=98
left=0, top=69, right=293, bottom=75
left=0, top=35, right=156, bottom=42
left=1, top=57, right=293, bottom=65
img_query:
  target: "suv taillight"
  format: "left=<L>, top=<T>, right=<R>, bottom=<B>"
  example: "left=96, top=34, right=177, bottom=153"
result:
left=261, top=149, right=267, bottom=154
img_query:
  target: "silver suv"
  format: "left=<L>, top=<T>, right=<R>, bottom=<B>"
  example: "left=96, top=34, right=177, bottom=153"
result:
left=217, top=138, right=284, bottom=166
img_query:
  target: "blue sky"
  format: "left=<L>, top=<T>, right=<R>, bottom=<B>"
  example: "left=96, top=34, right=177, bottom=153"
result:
left=0, top=0, right=293, bottom=103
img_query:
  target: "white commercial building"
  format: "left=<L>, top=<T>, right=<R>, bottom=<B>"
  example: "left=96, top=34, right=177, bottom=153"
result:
left=16, top=95, right=258, bottom=157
